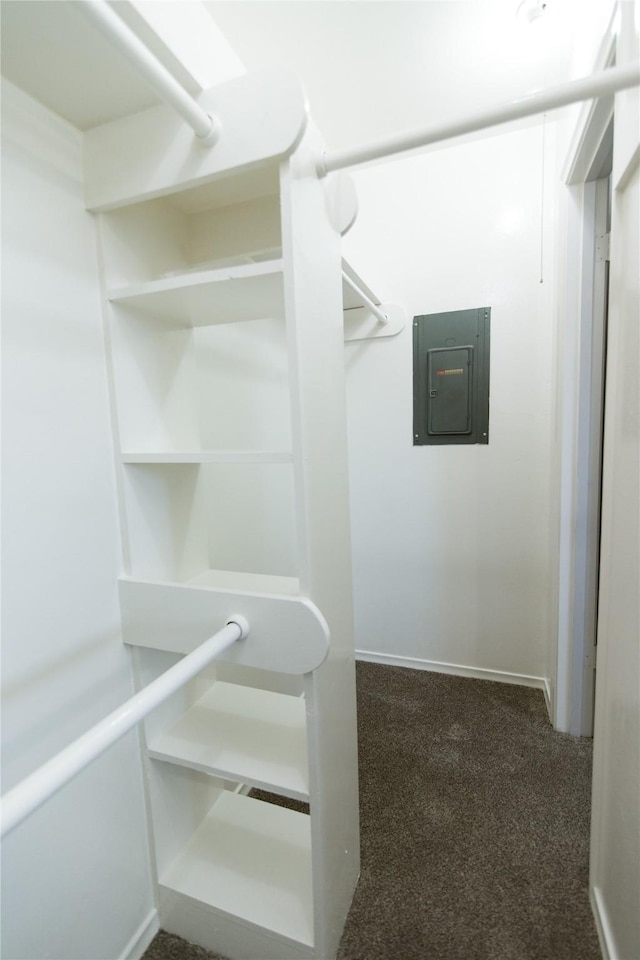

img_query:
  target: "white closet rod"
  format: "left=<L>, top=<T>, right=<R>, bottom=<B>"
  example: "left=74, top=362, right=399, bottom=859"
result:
left=0, top=616, right=249, bottom=839
left=77, top=0, right=220, bottom=144
left=342, top=270, right=389, bottom=326
left=321, top=62, right=640, bottom=174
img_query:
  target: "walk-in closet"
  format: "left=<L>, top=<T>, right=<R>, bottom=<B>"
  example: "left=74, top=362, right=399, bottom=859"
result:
left=1, top=3, right=638, bottom=960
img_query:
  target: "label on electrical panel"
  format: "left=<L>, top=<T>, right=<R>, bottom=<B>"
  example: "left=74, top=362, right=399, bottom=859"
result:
left=436, top=368, right=464, bottom=376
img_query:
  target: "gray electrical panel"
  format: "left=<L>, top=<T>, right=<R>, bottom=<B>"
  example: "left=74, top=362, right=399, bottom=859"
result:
left=413, top=307, right=490, bottom=445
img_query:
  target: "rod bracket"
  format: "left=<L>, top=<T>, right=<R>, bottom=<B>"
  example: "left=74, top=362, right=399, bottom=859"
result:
left=197, top=114, right=222, bottom=148
left=225, top=615, right=250, bottom=640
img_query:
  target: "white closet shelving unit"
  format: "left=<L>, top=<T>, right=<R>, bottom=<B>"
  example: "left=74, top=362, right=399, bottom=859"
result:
left=85, top=67, right=360, bottom=960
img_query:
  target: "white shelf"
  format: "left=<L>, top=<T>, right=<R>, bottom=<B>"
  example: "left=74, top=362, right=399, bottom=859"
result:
left=149, top=682, right=308, bottom=801
left=120, top=570, right=300, bottom=597
left=160, top=790, right=313, bottom=947
left=108, top=259, right=285, bottom=326
left=109, top=255, right=384, bottom=327
left=122, top=450, right=293, bottom=464
left=187, top=569, right=300, bottom=597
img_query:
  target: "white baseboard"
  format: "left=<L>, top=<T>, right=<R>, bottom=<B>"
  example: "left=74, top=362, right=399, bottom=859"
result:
left=121, top=908, right=160, bottom=960
left=591, top=886, right=616, bottom=960
left=355, top=649, right=547, bottom=690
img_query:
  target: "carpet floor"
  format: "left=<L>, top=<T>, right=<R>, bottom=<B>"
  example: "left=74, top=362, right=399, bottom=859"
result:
left=142, top=662, right=600, bottom=960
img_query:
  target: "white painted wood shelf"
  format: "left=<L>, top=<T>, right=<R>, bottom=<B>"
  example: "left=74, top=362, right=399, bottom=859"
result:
left=108, top=253, right=389, bottom=335
left=108, top=259, right=285, bottom=326
left=121, top=451, right=293, bottom=464
left=159, top=790, right=313, bottom=948
left=187, top=569, right=300, bottom=596
left=119, top=574, right=328, bottom=675
left=149, top=681, right=308, bottom=800
left=120, top=570, right=300, bottom=599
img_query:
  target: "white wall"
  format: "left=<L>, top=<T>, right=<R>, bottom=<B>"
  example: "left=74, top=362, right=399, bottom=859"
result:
left=1, top=81, right=155, bottom=960
left=342, top=122, right=559, bottom=683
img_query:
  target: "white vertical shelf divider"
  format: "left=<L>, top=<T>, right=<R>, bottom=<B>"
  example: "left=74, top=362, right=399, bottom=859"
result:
left=281, top=127, right=361, bottom=960
left=85, top=70, right=360, bottom=960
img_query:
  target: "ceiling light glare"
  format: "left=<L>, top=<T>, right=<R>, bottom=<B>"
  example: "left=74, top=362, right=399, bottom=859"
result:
left=517, top=0, right=547, bottom=24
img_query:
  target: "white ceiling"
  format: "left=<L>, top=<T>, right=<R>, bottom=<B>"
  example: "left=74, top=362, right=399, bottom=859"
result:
left=205, top=0, right=616, bottom=151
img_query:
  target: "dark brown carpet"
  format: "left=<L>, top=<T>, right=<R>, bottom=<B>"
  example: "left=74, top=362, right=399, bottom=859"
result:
left=143, top=662, right=599, bottom=960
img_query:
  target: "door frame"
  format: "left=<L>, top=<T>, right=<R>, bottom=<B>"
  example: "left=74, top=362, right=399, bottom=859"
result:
left=552, top=28, right=616, bottom=736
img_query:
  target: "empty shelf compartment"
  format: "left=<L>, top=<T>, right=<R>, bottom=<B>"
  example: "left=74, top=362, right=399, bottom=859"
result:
left=159, top=790, right=313, bottom=947
left=149, top=681, right=308, bottom=800
left=109, top=260, right=285, bottom=327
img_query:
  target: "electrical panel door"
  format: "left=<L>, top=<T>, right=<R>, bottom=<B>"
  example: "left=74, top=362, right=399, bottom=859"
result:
left=413, top=308, right=490, bottom=445
left=427, top=346, right=474, bottom=435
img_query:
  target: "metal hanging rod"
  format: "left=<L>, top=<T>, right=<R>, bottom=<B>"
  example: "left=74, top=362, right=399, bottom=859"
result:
left=0, top=616, right=249, bottom=839
left=320, top=62, right=640, bottom=175
left=342, top=270, right=389, bottom=326
left=77, top=1, right=221, bottom=145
